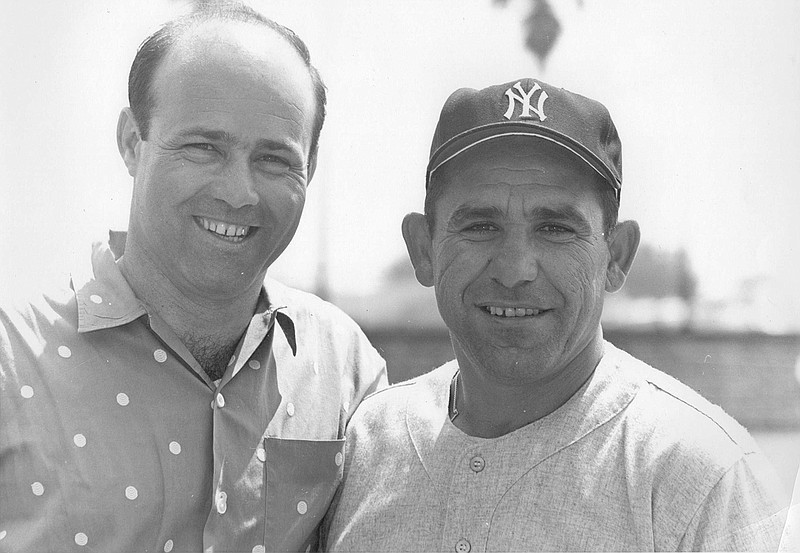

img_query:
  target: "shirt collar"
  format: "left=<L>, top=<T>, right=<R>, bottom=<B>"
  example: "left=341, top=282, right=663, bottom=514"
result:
left=73, top=232, right=298, bottom=355
left=406, top=341, right=640, bottom=474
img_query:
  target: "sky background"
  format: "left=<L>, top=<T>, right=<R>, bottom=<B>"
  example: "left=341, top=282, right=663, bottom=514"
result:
left=1, top=0, right=799, bottom=325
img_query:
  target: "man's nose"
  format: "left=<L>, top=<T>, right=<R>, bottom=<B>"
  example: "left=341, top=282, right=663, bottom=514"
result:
left=213, top=158, right=259, bottom=208
left=490, top=230, right=539, bottom=289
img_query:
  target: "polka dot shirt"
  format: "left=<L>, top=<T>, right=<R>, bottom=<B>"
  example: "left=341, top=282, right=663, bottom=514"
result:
left=0, top=239, right=387, bottom=552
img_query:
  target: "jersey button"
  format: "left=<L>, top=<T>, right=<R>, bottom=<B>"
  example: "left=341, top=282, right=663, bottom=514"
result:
left=455, top=538, right=471, bottom=553
left=470, top=455, right=485, bottom=473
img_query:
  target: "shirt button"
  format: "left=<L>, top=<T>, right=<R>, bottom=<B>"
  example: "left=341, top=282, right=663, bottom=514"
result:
left=89, top=294, right=103, bottom=304
left=153, top=349, right=168, bottom=363
left=216, top=491, right=227, bottom=514
left=248, top=359, right=261, bottom=370
left=296, top=500, right=308, bottom=515
left=216, top=394, right=225, bottom=409
left=470, top=455, right=485, bottom=473
left=455, top=538, right=471, bottom=553
left=286, top=402, right=295, bottom=416
left=256, top=447, right=266, bottom=463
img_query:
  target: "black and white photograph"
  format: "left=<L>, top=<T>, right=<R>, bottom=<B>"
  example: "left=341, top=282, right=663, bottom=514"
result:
left=1, top=1, right=798, bottom=551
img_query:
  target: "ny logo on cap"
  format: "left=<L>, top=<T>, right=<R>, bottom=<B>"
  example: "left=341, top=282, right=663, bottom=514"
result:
left=503, top=81, right=548, bottom=121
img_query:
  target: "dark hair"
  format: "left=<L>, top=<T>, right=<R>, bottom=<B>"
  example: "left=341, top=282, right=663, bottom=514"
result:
left=425, top=164, right=620, bottom=238
left=128, top=2, right=327, bottom=155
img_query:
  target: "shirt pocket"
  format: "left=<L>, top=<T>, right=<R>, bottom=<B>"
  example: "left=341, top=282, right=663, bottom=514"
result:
left=263, top=437, right=345, bottom=553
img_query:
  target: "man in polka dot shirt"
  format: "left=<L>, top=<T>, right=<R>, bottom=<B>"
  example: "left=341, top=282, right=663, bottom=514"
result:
left=0, top=4, right=386, bottom=552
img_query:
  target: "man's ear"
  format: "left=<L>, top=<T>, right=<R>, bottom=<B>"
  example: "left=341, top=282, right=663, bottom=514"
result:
left=117, top=108, right=142, bottom=178
left=401, top=212, right=435, bottom=287
left=605, top=219, right=641, bottom=293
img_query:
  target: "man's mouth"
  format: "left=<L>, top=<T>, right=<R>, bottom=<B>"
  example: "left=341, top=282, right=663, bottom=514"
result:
left=197, top=217, right=253, bottom=243
left=484, top=306, right=545, bottom=318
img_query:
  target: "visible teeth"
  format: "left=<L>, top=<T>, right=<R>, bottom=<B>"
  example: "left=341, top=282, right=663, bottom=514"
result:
left=199, top=217, right=251, bottom=240
left=486, top=306, right=542, bottom=317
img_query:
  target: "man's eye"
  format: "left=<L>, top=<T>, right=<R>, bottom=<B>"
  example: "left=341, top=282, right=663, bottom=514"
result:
left=539, top=224, right=575, bottom=240
left=183, top=143, right=219, bottom=158
left=255, top=154, right=292, bottom=173
left=463, top=222, right=498, bottom=234
left=541, top=224, right=570, bottom=233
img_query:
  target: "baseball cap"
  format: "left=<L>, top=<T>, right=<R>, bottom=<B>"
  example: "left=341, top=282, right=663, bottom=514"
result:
left=426, top=78, right=622, bottom=201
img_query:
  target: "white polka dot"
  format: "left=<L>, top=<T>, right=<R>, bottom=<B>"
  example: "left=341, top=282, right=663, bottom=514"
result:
left=252, top=546, right=266, bottom=553
left=75, top=532, right=88, bottom=546
left=125, top=485, right=138, bottom=500
left=228, top=354, right=236, bottom=367
left=116, top=392, right=130, bottom=406
left=164, top=539, right=174, bottom=553
left=31, top=481, right=44, bottom=496
left=89, top=294, right=103, bottom=304
left=248, top=359, right=261, bottom=370
left=256, top=447, right=266, bottom=462
left=286, top=402, right=295, bottom=417
left=296, top=500, right=308, bottom=515
left=73, top=434, right=87, bottom=448
left=58, top=345, right=72, bottom=359
left=334, top=451, right=343, bottom=467
left=0, top=530, right=6, bottom=540
left=20, top=385, right=34, bottom=399
left=153, top=349, right=167, bottom=363
left=169, top=441, right=181, bottom=455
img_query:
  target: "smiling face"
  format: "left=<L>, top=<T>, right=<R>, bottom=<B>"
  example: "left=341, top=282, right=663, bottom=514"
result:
left=117, top=21, right=317, bottom=302
left=405, top=137, right=637, bottom=388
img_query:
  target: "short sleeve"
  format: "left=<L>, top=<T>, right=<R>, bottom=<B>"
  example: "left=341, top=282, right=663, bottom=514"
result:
left=678, top=451, right=787, bottom=551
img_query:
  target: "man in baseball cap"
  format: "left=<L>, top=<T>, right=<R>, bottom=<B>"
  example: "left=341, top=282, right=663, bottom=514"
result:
left=323, top=78, right=786, bottom=551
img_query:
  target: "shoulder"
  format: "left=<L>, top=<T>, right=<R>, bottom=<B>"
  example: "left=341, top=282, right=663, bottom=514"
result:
left=347, top=361, right=455, bottom=434
left=359, top=360, right=455, bottom=408
left=606, top=342, right=762, bottom=475
left=267, top=278, right=367, bottom=337
left=0, top=283, right=76, bottom=341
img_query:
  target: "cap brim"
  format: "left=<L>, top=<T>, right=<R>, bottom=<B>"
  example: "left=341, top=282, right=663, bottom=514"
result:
left=426, top=122, right=621, bottom=198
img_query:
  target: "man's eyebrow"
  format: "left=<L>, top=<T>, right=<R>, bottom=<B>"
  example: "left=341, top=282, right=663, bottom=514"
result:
left=529, top=205, right=591, bottom=225
left=173, top=129, right=299, bottom=154
left=448, top=205, right=505, bottom=226
left=175, top=128, right=237, bottom=144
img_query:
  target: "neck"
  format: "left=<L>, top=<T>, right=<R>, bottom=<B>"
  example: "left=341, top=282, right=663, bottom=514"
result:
left=451, top=333, right=604, bottom=438
left=118, top=243, right=261, bottom=352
